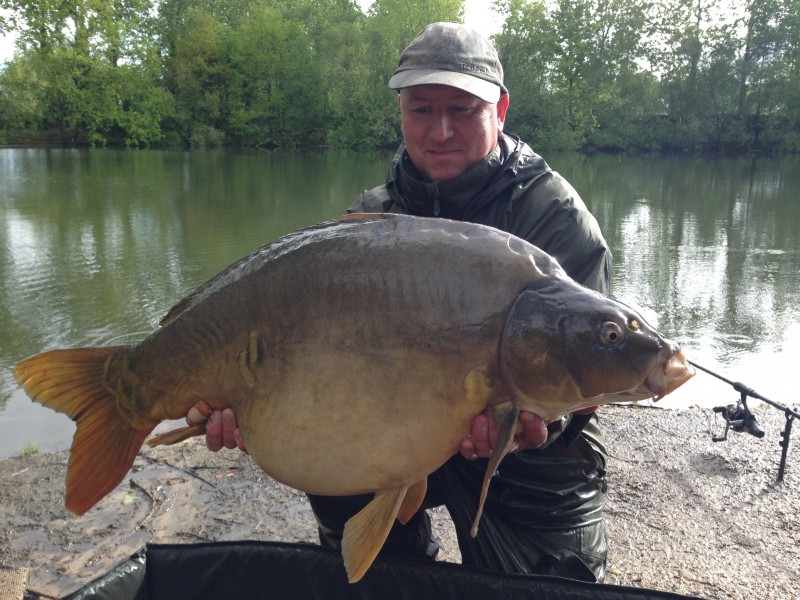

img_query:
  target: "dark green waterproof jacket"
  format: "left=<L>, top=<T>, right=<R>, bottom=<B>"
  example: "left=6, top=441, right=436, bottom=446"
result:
left=349, top=133, right=610, bottom=295
left=348, top=133, right=611, bottom=529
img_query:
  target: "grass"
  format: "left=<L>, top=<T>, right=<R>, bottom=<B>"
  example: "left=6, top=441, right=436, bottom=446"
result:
left=19, top=443, right=40, bottom=458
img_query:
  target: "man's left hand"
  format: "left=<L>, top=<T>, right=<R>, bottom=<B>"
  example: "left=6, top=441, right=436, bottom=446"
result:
left=459, top=406, right=547, bottom=460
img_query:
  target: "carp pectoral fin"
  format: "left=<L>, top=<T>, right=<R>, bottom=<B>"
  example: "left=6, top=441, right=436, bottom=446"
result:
left=14, top=347, right=156, bottom=515
left=397, top=478, right=427, bottom=525
left=341, top=486, right=407, bottom=583
left=470, top=403, right=520, bottom=538
left=148, top=423, right=207, bottom=447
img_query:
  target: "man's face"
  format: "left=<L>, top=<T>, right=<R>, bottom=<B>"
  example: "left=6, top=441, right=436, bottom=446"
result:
left=398, top=85, right=509, bottom=182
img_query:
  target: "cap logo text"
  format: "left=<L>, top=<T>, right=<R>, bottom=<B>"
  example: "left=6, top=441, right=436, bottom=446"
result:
left=456, top=62, right=491, bottom=77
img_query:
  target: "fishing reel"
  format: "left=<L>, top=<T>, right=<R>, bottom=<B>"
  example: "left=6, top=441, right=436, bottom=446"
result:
left=712, top=399, right=765, bottom=442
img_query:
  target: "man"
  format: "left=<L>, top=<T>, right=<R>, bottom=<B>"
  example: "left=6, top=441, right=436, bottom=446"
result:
left=190, top=22, right=611, bottom=582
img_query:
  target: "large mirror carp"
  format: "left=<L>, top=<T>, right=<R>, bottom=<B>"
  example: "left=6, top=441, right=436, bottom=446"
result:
left=15, top=214, right=694, bottom=582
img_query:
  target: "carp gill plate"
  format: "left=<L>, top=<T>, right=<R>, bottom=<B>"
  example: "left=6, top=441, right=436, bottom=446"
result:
left=14, top=213, right=694, bottom=582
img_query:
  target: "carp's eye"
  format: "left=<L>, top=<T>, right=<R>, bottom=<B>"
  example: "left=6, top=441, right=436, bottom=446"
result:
left=600, top=322, right=624, bottom=345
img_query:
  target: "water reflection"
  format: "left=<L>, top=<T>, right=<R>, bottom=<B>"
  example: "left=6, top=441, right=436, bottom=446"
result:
left=1, top=148, right=798, bottom=458
left=549, top=152, right=800, bottom=408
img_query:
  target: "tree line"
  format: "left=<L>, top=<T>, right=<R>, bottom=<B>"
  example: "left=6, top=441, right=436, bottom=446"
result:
left=0, top=0, right=798, bottom=154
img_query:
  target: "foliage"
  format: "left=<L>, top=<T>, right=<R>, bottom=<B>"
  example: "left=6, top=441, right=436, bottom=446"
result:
left=19, top=443, right=39, bottom=458
left=0, top=0, right=798, bottom=153
left=0, top=0, right=171, bottom=146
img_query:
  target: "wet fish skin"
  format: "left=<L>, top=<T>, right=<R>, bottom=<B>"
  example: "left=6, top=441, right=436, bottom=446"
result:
left=14, top=213, right=694, bottom=582
left=500, top=278, right=689, bottom=422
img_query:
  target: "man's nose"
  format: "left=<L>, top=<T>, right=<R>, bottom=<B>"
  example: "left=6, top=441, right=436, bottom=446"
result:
left=430, top=111, right=453, bottom=142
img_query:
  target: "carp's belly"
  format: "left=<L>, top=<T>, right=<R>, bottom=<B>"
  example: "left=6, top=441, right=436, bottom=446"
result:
left=237, top=352, right=491, bottom=495
left=243, top=415, right=466, bottom=496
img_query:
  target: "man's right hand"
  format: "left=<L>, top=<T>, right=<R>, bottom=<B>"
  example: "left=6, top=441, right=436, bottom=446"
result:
left=186, top=401, right=247, bottom=452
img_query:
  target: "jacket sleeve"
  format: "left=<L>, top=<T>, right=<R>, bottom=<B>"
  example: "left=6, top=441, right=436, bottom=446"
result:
left=347, top=186, right=394, bottom=214
left=508, top=171, right=611, bottom=295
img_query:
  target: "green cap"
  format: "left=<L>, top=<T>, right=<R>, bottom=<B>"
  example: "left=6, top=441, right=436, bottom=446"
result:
left=389, top=22, right=507, bottom=103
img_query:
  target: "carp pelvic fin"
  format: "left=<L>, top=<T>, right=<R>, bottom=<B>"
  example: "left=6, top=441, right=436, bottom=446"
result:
left=470, top=402, right=520, bottom=538
left=341, top=486, right=408, bottom=583
left=397, top=478, right=427, bottom=525
left=14, top=347, right=156, bottom=515
left=147, top=423, right=207, bottom=447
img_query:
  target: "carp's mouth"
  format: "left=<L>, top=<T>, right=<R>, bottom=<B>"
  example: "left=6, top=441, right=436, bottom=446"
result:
left=642, top=349, right=695, bottom=400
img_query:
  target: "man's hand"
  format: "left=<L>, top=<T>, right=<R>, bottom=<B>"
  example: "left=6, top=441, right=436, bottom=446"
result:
left=459, top=406, right=547, bottom=460
left=187, top=401, right=247, bottom=453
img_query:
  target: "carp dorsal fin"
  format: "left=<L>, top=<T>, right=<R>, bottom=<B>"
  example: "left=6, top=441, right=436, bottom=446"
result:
left=162, top=215, right=393, bottom=326
left=341, top=486, right=407, bottom=583
left=470, top=402, right=520, bottom=538
left=397, top=478, right=427, bottom=525
left=160, top=220, right=340, bottom=327
left=335, top=212, right=392, bottom=223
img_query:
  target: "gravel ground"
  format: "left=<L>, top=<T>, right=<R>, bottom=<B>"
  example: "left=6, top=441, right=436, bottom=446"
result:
left=0, top=403, right=798, bottom=599
left=601, top=404, right=798, bottom=599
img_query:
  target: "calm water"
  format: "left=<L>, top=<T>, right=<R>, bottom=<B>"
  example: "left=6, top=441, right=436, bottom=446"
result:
left=1, top=148, right=798, bottom=459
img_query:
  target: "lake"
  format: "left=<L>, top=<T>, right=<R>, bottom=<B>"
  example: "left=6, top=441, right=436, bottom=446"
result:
left=1, top=148, right=798, bottom=459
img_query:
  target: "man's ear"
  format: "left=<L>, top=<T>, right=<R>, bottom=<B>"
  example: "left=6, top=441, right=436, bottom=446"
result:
left=397, top=94, right=406, bottom=137
left=496, top=94, right=510, bottom=130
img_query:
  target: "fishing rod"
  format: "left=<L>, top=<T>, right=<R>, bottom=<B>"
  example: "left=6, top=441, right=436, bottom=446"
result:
left=689, top=360, right=797, bottom=483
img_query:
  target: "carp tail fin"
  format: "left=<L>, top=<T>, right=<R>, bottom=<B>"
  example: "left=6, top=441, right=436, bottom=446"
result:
left=341, top=486, right=407, bottom=583
left=14, top=347, right=155, bottom=515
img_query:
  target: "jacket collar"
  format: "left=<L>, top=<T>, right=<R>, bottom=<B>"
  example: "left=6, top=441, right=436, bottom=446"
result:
left=386, top=133, right=535, bottom=220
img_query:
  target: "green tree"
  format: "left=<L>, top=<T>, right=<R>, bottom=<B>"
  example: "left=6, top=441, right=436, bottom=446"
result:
left=734, top=0, right=798, bottom=152
left=317, top=20, right=377, bottom=146
left=647, top=0, right=731, bottom=151
left=496, top=0, right=654, bottom=151
left=0, top=0, right=170, bottom=145
left=4, top=0, right=798, bottom=153
left=167, top=10, right=233, bottom=147
left=494, top=0, right=564, bottom=146
left=783, top=0, right=800, bottom=151
left=581, top=0, right=659, bottom=151
left=0, top=54, right=47, bottom=132
left=227, top=6, right=326, bottom=146
left=645, top=0, right=799, bottom=153
left=268, top=0, right=373, bottom=146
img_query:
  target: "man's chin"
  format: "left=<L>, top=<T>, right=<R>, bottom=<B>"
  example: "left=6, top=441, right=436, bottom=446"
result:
left=422, top=162, right=465, bottom=182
